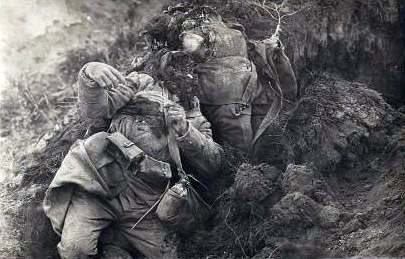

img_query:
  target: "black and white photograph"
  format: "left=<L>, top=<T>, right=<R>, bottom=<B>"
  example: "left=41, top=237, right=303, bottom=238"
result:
left=0, top=0, right=404, bottom=258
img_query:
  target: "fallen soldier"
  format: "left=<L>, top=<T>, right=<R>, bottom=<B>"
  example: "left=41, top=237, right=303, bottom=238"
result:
left=43, top=62, right=223, bottom=258
left=142, top=5, right=298, bottom=155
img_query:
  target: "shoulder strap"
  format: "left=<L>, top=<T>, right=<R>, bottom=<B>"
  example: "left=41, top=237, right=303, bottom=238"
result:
left=162, top=86, right=209, bottom=191
left=162, top=86, right=188, bottom=180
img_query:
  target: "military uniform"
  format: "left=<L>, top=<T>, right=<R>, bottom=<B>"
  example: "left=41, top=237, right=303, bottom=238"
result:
left=180, top=18, right=256, bottom=153
left=43, top=67, right=222, bottom=258
left=179, top=15, right=297, bottom=153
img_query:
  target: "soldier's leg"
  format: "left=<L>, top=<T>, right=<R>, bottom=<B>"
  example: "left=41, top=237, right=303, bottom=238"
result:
left=58, top=189, right=116, bottom=259
left=118, top=210, right=177, bottom=259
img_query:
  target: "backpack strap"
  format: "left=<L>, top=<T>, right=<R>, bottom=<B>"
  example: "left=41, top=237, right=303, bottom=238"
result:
left=162, top=86, right=189, bottom=181
left=162, top=86, right=208, bottom=190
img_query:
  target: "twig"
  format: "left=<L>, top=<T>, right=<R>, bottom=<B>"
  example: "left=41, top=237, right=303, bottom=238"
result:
left=225, top=207, right=248, bottom=257
left=267, top=242, right=286, bottom=259
left=249, top=1, right=278, bottom=21
left=251, top=0, right=310, bottom=38
left=23, top=86, right=52, bottom=123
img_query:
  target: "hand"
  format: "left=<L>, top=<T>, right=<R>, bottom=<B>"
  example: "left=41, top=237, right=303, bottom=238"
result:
left=167, top=104, right=188, bottom=136
left=84, top=62, right=125, bottom=88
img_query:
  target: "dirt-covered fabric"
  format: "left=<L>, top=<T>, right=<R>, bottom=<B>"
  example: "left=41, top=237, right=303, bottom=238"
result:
left=159, top=17, right=297, bottom=154
left=57, top=187, right=175, bottom=258
left=43, top=132, right=169, bottom=235
left=43, top=64, right=224, bottom=257
left=78, top=67, right=223, bottom=180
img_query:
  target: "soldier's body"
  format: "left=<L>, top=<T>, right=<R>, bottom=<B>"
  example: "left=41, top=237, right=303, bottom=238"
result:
left=180, top=12, right=258, bottom=153
left=146, top=6, right=298, bottom=154
left=44, top=62, right=223, bottom=258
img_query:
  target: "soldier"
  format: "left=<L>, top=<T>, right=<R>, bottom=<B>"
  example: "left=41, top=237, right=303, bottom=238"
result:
left=43, top=62, right=223, bottom=258
left=144, top=5, right=297, bottom=155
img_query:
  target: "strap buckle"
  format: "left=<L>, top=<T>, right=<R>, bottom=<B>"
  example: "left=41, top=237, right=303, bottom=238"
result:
left=123, top=141, right=135, bottom=148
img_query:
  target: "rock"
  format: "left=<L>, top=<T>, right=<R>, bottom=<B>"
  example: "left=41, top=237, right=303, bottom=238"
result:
left=269, top=192, right=322, bottom=229
left=319, top=206, right=340, bottom=229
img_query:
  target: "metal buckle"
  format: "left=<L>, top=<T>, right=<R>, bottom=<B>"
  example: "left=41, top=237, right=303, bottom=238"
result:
left=123, top=141, right=135, bottom=148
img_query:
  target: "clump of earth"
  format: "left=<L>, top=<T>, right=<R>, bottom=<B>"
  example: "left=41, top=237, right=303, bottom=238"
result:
left=178, top=73, right=404, bottom=258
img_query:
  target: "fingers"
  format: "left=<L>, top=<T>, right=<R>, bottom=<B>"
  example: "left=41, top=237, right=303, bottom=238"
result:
left=168, top=112, right=184, bottom=120
left=108, top=66, right=126, bottom=83
left=85, top=62, right=125, bottom=88
left=95, top=75, right=107, bottom=88
left=166, top=103, right=184, bottom=112
left=167, top=105, right=185, bottom=115
left=104, top=69, right=121, bottom=86
left=167, top=109, right=185, bottom=121
left=167, top=108, right=186, bottom=126
left=99, top=74, right=112, bottom=88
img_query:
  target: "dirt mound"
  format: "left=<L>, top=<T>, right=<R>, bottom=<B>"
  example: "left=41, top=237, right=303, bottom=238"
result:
left=0, top=119, right=89, bottom=258
left=269, top=191, right=322, bottom=230
left=254, top=73, right=395, bottom=172
left=178, top=73, right=403, bottom=258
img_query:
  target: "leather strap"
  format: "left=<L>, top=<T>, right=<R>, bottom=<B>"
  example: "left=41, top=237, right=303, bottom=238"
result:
left=131, top=86, right=181, bottom=230
left=240, top=70, right=255, bottom=105
left=162, top=86, right=189, bottom=181
left=162, top=86, right=209, bottom=191
left=131, top=180, right=170, bottom=229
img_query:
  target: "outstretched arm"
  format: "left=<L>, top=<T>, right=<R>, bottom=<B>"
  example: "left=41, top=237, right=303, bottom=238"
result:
left=78, top=62, right=135, bottom=120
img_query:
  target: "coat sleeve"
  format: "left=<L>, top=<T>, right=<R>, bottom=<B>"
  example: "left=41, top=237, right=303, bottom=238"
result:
left=176, top=109, right=223, bottom=179
left=263, top=39, right=297, bottom=102
left=78, top=64, right=136, bottom=120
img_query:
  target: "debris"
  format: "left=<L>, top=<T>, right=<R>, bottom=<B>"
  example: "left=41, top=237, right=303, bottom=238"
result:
left=343, top=218, right=365, bottom=234
left=319, top=205, right=340, bottom=229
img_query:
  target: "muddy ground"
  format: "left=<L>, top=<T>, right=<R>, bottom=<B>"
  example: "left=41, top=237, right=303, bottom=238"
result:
left=0, top=1, right=404, bottom=258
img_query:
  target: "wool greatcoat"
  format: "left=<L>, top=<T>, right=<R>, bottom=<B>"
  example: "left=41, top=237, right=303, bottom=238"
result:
left=43, top=66, right=223, bottom=258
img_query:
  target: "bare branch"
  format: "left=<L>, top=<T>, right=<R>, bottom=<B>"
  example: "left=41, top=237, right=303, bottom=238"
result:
left=248, top=0, right=311, bottom=38
left=249, top=1, right=278, bottom=20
